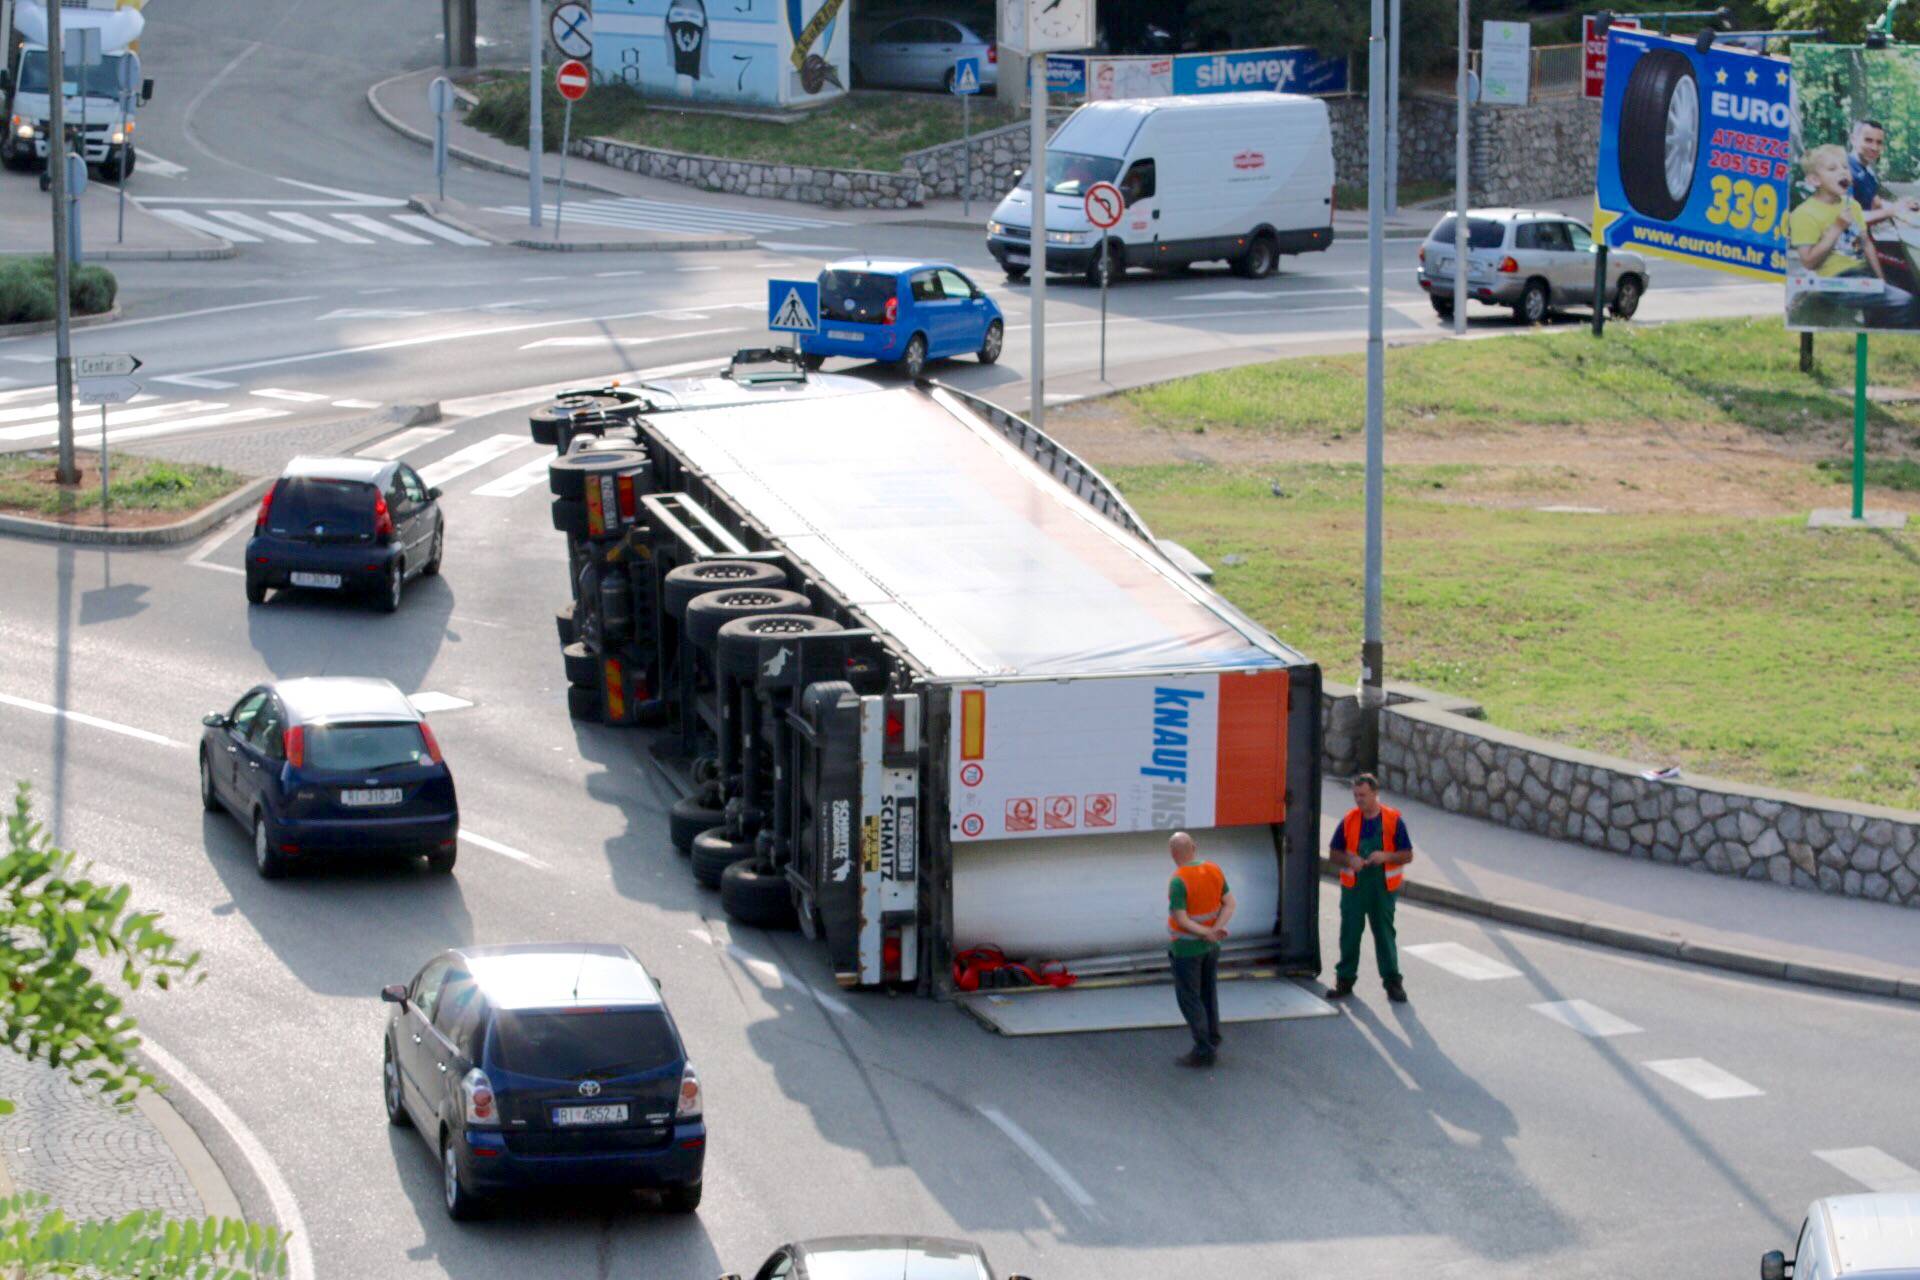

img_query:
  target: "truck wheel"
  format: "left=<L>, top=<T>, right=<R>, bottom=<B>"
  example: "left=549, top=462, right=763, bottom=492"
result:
left=717, top=613, right=840, bottom=680
left=1617, top=49, right=1699, bottom=222
left=670, top=795, right=724, bottom=855
left=551, top=498, right=587, bottom=537
left=663, top=560, right=787, bottom=620
left=978, top=320, right=1003, bottom=365
left=555, top=602, right=577, bottom=646
left=548, top=447, right=646, bottom=500
left=684, top=587, right=811, bottom=649
left=900, top=334, right=928, bottom=381
left=562, top=641, right=599, bottom=687
left=691, top=828, right=755, bottom=888
left=566, top=684, right=603, bottom=722
left=721, top=859, right=798, bottom=930
left=0, top=134, right=26, bottom=172
left=1232, top=233, right=1278, bottom=279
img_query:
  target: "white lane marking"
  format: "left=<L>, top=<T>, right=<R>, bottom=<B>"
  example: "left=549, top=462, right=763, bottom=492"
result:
left=331, top=398, right=380, bottom=410
left=1404, top=942, right=1521, bottom=981
left=17, top=296, right=320, bottom=341
left=725, top=944, right=785, bottom=988
left=277, top=178, right=408, bottom=206
left=459, top=830, right=550, bottom=869
left=133, top=149, right=188, bottom=179
left=977, top=1106, right=1099, bottom=1216
left=519, top=275, right=565, bottom=283
left=437, top=357, right=727, bottom=419
left=269, top=211, right=373, bottom=244
left=250, top=388, right=330, bottom=403
left=519, top=325, right=741, bottom=351
left=594, top=269, right=647, bottom=278
left=678, top=265, right=720, bottom=272
left=152, top=207, right=259, bottom=242
left=333, top=214, right=429, bottom=245
left=0, top=398, right=209, bottom=439
left=0, top=384, right=47, bottom=402
left=206, top=210, right=316, bottom=244
left=1815, top=1147, right=1920, bottom=1192
left=153, top=374, right=240, bottom=389
left=417, top=434, right=534, bottom=488
left=140, top=1039, right=316, bottom=1280
left=1642, top=1058, right=1764, bottom=1100
left=187, top=513, right=251, bottom=577
left=757, top=241, right=849, bottom=253
left=359, top=426, right=452, bottom=459
left=319, top=308, right=428, bottom=321
left=471, top=455, right=552, bottom=498
left=0, top=692, right=185, bottom=749
left=1530, top=999, right=1643, bottom=1038
left=95, top=406, right=289, bottom=446
left=1179, top=287, right=1363, bottom=301
left=408, top=692, right=473, bottom=714
left=393, top=214, right=488, bottom=246
left=3, top=354, right=53, bottom=364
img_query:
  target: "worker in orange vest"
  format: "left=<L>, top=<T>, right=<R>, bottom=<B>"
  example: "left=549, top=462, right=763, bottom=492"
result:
left=1327, top=773, right=1414, bottom=1003
left=1168, top=830, right=1236, bottom=1067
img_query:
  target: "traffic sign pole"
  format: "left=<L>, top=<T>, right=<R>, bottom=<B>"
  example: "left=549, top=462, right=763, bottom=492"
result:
left=1082, top=182, right=1123, bottom=384
left=529, top=0, right=543, bottom=229
left=46, top=1, right=76, bottom=485
left=555, top=99, right=573, bottom=238
left=1030, top=55, right=1047, bottom=428
left=962, top=90, right=971, bottom=217
left=553, top=61, right=591, bottom=240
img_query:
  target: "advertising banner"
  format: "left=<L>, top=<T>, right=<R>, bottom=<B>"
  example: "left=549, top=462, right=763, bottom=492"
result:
left=947, top=672, right=1289, bottom=843
left=1046, top=53, right=1085, bottom=95
left=1593, top=28, right=1792, bottom=281
left=1785, top=44, right=1920, bottom=332
left=1482, top=19, right=1531, bottom=105
left=591, top=0, right=848, bottom=108
left=1045, top=45, right=1348, bottom=101
left=1583, top=14, right=1635, bottom=100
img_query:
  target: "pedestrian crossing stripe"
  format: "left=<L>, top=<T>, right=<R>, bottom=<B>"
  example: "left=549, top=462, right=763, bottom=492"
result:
left=147, top=207, right=486, bottom=247
left=771, top=287, right=816, bottom=332
left=486, top=197, right=848, bottom=235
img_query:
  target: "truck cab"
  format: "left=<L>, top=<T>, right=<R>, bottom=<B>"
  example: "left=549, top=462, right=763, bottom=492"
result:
left=1, top=0, right=151, bottom=179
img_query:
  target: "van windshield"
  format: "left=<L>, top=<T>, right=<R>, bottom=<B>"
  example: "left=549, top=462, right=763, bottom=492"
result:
left=1018, top=150, right=1122, bottom=197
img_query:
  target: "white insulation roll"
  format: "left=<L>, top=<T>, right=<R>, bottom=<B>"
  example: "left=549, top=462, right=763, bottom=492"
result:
left=952, top=826, right=1281, bottom=962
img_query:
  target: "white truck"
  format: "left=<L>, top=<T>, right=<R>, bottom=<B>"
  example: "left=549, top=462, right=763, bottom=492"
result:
left=1, top=0, right=151, bottom=179
left=524, top=354, right=1328, bottom=1031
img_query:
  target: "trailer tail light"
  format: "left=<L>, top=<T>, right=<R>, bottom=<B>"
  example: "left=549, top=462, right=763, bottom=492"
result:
left=417, top=720, right=443, bottom=765
left=373, top=493, right=395, bottom=541
left=254, top=481, right=280, bottom=533
left=604, top=657, right=627, bottom=722
left=1498, top=256, right=1520, bottom=274
left=617, top=472, right=637, bottom=521
left=284, top=725, right=305, bottom=768
left=882, top=930, right=903, bottom=980
left=988, top=42, right=997, bottom=63
left=883, top=296, right=898, bottom=325
left=959, top=689, right=985, bottom=760
left=885, top=710, right=904, bottom=752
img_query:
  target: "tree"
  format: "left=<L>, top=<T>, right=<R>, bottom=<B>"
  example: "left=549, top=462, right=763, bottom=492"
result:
left=0, top=783, right=287, bottom=1278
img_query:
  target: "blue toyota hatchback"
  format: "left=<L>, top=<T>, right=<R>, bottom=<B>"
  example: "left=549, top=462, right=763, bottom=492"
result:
left=381, top=944, right=705, bottom=1220
left=198, top=676, right=458, bottom=879
left=797, top=259, right=1003, bottom=379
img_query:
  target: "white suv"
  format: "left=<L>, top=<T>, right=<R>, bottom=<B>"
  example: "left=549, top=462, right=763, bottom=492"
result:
left=1418, top=209, right=1652, bottom=326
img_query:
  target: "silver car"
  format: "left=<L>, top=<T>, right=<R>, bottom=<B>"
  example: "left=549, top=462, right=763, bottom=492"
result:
left=853, top=16, right=998, bottom=93
left=1417, top=209, right=1650, bottom=325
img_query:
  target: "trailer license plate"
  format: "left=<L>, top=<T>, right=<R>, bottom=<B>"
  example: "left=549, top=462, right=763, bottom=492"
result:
left=290, top=572, right=341, bottom=589
left=553, top=1103, right=628, bottom=1127
left=340, top=788, right=403, bottom=807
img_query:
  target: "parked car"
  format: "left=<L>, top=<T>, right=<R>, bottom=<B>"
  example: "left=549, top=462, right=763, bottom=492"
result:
left=797, top=259, right=1003, bottom=379
left=723, top=1236, right=1028, bottom=1280
left=1417, top=209, right=1650, bottom=325
left=381, top=943, right=704, bottom=1221
left=246, top=456, right=444, bottom=611
left=1762, top=1193, right=1920, bottom=1280
left=199, top=676, right=457, bottom=879
left=852, top=16, right=996, bottom=93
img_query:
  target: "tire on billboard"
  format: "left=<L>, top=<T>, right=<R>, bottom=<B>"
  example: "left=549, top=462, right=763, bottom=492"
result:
left=1617, top=49, right=1700, bottom=221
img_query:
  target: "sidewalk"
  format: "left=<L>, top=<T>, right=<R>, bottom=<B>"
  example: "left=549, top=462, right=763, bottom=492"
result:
left=1322, top=779, right=1920, bottom=1000
left=0, top=168, right=231, bottom=262
left=406, top=193, right=750, bottom=253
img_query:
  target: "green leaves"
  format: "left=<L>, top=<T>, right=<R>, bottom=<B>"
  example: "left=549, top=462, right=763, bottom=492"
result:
left=0, top=1193, right=287, bottom=1278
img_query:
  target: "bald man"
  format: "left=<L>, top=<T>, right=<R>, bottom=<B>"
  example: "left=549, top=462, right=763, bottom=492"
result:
left=1167, top=831, right=1236, bottom=1067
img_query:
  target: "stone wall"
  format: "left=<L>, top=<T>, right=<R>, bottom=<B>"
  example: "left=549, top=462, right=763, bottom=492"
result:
left=901, top=110, right=1073, bottom=203
left=1368, top=700, right=1920, bottom=909
left=574, top=135, right=925, bottom=209
left=1327, top=92, right=1600, bottom=207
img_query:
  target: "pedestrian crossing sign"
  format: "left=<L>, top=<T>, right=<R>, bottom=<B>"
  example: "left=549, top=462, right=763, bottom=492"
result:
left=951, top=56, right=981, bottom=95
left=767, top=279, right=820, bottom=333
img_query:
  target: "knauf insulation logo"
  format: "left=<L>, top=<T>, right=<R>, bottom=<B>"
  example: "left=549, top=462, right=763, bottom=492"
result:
left=1142, top=686, right=1206, bottom=827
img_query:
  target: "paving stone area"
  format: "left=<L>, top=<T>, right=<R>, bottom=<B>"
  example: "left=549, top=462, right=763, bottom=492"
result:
left=0, top=1052, right=202, bottom=1220
left=126, top=414, right=405, bottom=478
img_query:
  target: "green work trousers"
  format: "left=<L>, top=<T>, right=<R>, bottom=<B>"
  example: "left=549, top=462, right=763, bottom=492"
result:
left=1336, top=867, right=1400, bottom=984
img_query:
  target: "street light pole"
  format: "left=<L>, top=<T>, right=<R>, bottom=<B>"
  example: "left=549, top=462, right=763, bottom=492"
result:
left=47, top=0, right=76, bottom=485
left=1361, top=0, right=1388, bottom=770
left=1387, top=0, right=1401, bottom=215
left=1029, top=52, right=1047, bottom=428
left=529, top=0, right=543, bottom=228
left=1454, top=0, right=1468, bottom=335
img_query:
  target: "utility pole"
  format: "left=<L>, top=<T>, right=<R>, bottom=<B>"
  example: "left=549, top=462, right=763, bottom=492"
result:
left=1386, top=0, right=1402, bottom=214
left=1454, top=0, right=1468, bottom=335
left=1361, top=0, right=1387, bottom=770
left=1029, top=53, right=1047, bottom=428
left=529, top=0, right=543, bottom=228
left=47, top=0, right=76, bottom=484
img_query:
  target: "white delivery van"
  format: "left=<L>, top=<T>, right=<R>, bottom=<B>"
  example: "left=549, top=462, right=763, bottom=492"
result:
left=985, top=91, right=1334, bottom=285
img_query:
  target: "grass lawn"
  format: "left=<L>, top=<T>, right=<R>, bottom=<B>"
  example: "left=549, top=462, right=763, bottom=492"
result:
left=467, top=76, right=1017, bottom=171
left=1061, top=318, right=1920, bottom=808
left=0, top=452, right=244, bottom=523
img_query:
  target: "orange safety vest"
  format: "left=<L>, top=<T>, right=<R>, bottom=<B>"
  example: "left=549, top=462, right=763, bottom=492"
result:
left=1339, top=806, right=1405, bottom=892
left=1168, top=862, right=1227, bottom=938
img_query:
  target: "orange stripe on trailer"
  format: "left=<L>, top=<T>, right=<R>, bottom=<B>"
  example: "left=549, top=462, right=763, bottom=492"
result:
left=959, top=689, right=985, bottom=760
left=1213, top=669, right=1288, bottom=827
left=603, top=657, right=627, bottom=722
left=585, top=476, right=608, bottom=537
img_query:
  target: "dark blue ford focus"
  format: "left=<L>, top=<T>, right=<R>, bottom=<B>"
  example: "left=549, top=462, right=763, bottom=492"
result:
left=198, top=676, right=458, bottom=879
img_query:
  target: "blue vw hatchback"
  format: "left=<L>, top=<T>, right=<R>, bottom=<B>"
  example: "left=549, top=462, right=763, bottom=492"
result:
left=797, top=259, right=1004, bottom=380
left=198, top=677, right=458, bottom=879
left=381, top=944, right=705, bottom=1220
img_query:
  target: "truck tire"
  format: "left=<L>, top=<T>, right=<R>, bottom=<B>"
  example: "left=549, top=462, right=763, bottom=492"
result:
left=1617, top=49, right=1699, bottom=222
left=662, top=560, right=788, bottom=620
left=555, top=602, right=577, bottom=646
left=562, top=641, right=599, bottom=687
left=566, top=684, right=603, bottom=722
left=685, top=588, right=812, bottom=650
left=670, top=795, right=724, bottom=855
left=721, top=859, right=798, bottom=930
left=548, top=447, right=646, bottom=500
left=529, top=390, right=647, bottom=449
left=690, top=828, right=756, bottom=888
left=1232, top=233, right=1278, bottom=279
left=718, top=613, right=841, bottom=680
left=552, top=498, right=587, bottom=537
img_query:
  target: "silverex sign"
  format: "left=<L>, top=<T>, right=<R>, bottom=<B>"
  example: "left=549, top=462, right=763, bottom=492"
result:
left=1593, top=28, right=1792, bottom=279
left=1174, top=46, right=1348, bottom=96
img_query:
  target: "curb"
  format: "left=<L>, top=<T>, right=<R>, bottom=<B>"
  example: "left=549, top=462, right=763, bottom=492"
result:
left=0, top=403, right=440, bottom=547
left=1317, top=861, right=1920, bottom=1003
left=404, top=196, right=751, bottom=254
left=0, top=302, right=123, bottom=340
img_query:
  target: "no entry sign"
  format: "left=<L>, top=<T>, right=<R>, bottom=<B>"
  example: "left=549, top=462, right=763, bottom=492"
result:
left=556, top=59, right=591, bottom=101
left=1084, top=181, right=1124, bottom=229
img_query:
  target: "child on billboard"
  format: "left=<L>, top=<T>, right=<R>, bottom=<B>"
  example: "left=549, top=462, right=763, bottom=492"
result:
left=1787, top=143, right=1920, bottom=329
